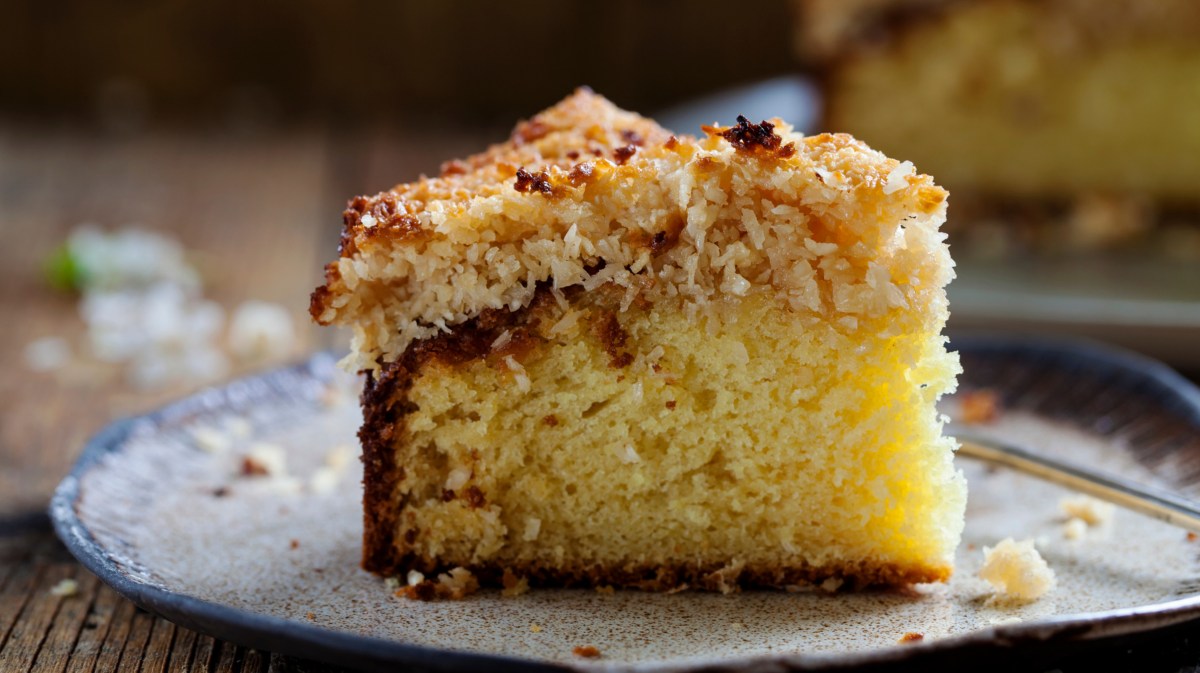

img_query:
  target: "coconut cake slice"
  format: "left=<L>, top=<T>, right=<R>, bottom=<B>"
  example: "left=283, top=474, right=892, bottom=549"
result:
left=311, top=88, right=966, bottom=592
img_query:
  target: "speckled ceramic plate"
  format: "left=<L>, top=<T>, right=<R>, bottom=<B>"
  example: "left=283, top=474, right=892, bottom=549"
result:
left=51, top=338, right=1200, bottom=672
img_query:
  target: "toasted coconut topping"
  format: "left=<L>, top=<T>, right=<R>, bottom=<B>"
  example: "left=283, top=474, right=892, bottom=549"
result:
left=311, top=89, right=950, bottom=371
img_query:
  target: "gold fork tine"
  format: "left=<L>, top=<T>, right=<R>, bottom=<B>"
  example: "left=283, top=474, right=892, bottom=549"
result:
left=952, top=428, right=1200, bottom=534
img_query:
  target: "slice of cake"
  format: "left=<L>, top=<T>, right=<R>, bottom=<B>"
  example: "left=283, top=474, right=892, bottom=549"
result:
left=311, top=89, right=966, bottom=592
left=795, top=0, right=1200, bottom=253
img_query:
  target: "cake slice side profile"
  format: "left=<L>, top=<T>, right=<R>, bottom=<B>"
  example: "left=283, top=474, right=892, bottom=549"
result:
left=312, top=89, right=966, bottom=592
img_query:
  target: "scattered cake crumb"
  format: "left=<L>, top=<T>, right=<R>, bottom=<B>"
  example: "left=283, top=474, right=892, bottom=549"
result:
left=289, top=539, right=299, bottom=550
left=241, top=443, right=287, bottom=477
left=226, top=416, right=253, bottom=439
left=1189, top=532, right=1198, bottom=542
left=899, top=632, right=924, bottom=643
left=306, top=612, right=316, bottom=621
left=530, top=623, right=543, bottom=633
left=383, top=577, right=401, bottom=591
left=819, top=577, right=844, bottom=593
left=572, top=645, right=601, bottom=659
left=189, top=425, right=231, bottom=454
left=310, top=444, right=356, bottom=494
left=1063, top=517, right=1088, bottom=540
left=959, top=389, right=1001, bottom=424
left=501, top=569, right=531, bottom=597
left=396, top=567, right=479, bottom=601
left=595, top=585, right=615, bottom=595
left=309, top=467, right=341, bottom=495
left=211, top=486, right=229, bottom=498
left=1059, top=495, right=1114, bottom=527
left=979, top=538, right=1056, bottom=603
left=50, top=579, right=79, bottom=597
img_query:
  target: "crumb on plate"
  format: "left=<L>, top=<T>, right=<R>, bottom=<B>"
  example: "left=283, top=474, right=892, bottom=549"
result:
left=959, top=389, right=1001, bottom=424
left=395, top=567, right=479, bottom=601
left=501, top=569, right=530, bottom=597
left=1059, top=494, right=1114, bottom=527
left=979, top=538, right=1056, bottom=603
left=1063, top=517, right=1088, bottom=540
left=573, top=645, right=601, bottom=659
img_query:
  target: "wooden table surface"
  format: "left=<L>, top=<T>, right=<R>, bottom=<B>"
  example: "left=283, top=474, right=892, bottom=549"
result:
left=3, top=122, right=1200, bottom=673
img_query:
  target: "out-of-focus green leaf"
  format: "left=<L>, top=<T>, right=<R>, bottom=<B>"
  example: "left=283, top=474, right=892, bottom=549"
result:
left=44, top=244, right=85, bottom=292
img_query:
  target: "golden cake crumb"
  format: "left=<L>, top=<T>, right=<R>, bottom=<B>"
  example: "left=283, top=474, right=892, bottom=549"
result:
left=899, top=632, right=924, bottom=643
left=501, top=569, right=530, bottom=597
left=979, top=538, right=1056, bottom=603
left=573, top=645, right=602, bottom=659
left=959, top=389, right=1001, bottom=425
left=1059, top=495, right=1115, bottom=527
left=1063, top=518, right=1088, bottom=540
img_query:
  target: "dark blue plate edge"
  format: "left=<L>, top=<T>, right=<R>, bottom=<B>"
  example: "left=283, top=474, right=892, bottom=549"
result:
left=48, top=339, right=1200, bottom=673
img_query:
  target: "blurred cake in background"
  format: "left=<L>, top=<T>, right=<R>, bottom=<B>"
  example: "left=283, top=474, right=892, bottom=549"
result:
left=794, top=0, right=1200, bottom=256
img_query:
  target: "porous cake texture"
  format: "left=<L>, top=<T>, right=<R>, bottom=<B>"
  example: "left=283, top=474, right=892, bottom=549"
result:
left=312, top=89, right=966, bottom=592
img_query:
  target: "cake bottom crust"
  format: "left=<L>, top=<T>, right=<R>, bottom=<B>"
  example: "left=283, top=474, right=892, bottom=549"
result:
left=371, top=555, right=951, bottom=594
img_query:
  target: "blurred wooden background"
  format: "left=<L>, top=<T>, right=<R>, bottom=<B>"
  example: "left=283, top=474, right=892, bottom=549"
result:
left=0, top=0, right=795, bottom=127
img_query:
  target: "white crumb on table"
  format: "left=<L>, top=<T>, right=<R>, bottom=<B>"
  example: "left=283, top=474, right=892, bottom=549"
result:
left=49, top=578, right=79, bottom=597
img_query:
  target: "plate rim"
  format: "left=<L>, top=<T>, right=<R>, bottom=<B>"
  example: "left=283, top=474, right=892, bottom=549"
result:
left=50, top=338, right=1200, bottom=673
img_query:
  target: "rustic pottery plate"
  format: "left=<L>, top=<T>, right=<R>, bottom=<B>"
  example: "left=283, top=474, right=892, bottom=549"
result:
left=51, top=337, right=1200, bottom=672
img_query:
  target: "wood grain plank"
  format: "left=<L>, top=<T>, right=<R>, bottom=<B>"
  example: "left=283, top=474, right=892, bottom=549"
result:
left=187, top=635, right=217, bottom=673
left=240, top=648, right=268, bottom=673
left=211, top=642, right=240, bottom=673
left=114, top=608, right=155, bottom=672
left=89, top=597, right=136, bottom=673
left=0, top=562, right=77, bottom=673
left=135, top=618, right=174, bottom=673
left=0, top=552, right=48, bottom=654
left=63, top=581, right=124, bottom=673
left=163, top=627, right=196, bottom=673
left=28, top=572, right=100, bottom=673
